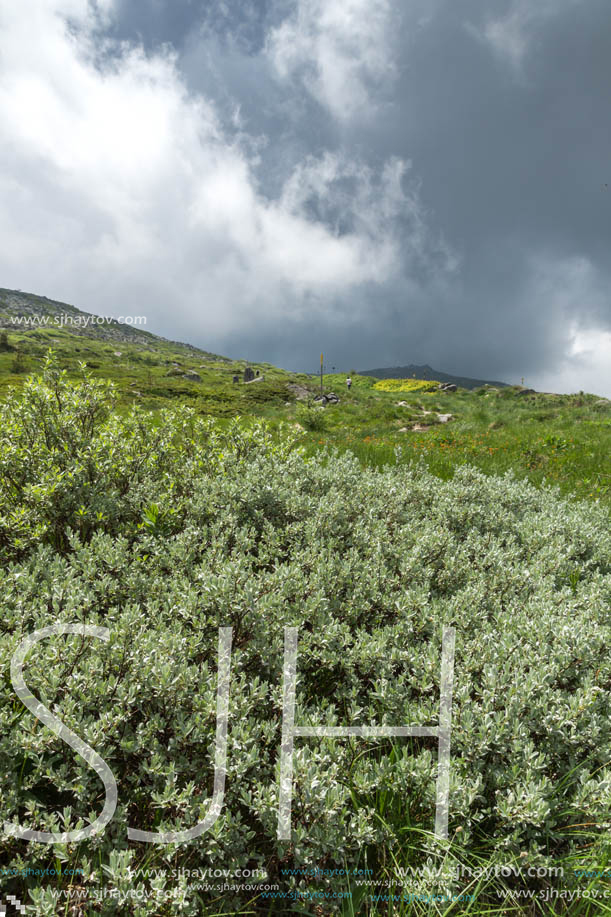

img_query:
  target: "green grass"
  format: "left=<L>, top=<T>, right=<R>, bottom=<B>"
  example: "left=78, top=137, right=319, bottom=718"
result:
left=0, top=329, right=609, bottom=509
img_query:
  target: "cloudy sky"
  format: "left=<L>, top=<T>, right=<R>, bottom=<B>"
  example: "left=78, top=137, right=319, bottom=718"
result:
left=1, top=0, right=610, bottom=393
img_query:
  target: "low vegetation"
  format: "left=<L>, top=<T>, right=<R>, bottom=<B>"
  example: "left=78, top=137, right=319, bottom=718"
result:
left=0, top=361, right=609, bottom=915
left=373, top=378, right=440, bottom=393
left=1, top=308, right=609, bottom=508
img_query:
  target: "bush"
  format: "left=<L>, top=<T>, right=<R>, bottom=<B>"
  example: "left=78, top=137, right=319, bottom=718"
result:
left=0, top=362, right=609, bottom=914
left=374, top=378, right=439, bottom=393
left=0, top=330, right=15, bottom=352
left=295, top=402, right=328, bottom=431
left=9, top=349, right=28, bottom=373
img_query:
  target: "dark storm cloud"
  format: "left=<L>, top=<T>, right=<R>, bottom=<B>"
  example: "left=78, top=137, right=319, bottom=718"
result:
left=1, top=0, right=609, bottom=393
left=152, top=0, right=610, bottom=389
left=159, top=0, right=610, bottom=382
left=110, top=0, right=279, bottom=53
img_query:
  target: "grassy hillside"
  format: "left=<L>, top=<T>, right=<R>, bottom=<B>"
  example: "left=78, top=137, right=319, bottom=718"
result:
left=0, top=288, right=609, bottom=508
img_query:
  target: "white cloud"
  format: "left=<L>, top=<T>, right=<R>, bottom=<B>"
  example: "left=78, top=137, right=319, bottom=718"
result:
left=468, top=0, right=581, bottom=73
left=531, top=326, right=611, bottom=397
left=266, top=0, right=397, bottom=121
left=0, top=0, right=449, bottom=343
left=522, top=256, right=611, bottom=397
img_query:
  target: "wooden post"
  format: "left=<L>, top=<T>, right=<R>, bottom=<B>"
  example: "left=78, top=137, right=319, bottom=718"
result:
left=320, top=353, right=323, bottom=397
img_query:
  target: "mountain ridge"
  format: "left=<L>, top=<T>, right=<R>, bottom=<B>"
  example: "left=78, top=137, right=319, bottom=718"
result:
left=0, top=287, right=224, bottom=359
left=359, top=363, right=510, bottom=390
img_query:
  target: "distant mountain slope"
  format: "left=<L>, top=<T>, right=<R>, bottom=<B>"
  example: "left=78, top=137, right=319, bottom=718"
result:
left=0, top=287, right=223, bottom=359
left=0, top=285, right=302, bottom=413
left=359, top=363, right=510, bottom=390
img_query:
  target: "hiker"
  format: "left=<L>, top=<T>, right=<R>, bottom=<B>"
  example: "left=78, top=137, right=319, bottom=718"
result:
left=346, top=376, right=352, bottom=390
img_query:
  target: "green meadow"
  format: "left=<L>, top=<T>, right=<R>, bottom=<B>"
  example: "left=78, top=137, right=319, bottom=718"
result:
left=0, top=321, right=609, bottom=508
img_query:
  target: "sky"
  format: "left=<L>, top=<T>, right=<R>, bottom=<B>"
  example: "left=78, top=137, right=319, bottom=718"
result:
left=0, top=0, right=610, bottom=394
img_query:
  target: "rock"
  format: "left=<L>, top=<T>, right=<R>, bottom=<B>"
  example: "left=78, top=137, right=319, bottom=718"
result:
left=286, top=383, right=311, bottom=401
left=438, top=413, right=453, bottom=423
left=438, top=383, right=457, bottom=392
left=232, top=375, right=239, bottom=384
left=313, top=394, right=328, bottom=404
left=113, top=351, right=122, bottom=357
left=396, top=401, right=409, bottom=406
left=517, top=388, right=536, bottom=396
left=244, top=374, right=264, bottom=383
left=243, top=366, right=255, bottom=382
left=412, top=423, right=430, bottom=432
left=326, top=392, right=340, bottom=403
left=183, top=370, right=201, bottom=382
left=398, top=427, right=410, bottom=433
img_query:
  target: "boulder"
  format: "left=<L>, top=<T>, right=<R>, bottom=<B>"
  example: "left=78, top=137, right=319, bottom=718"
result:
left=286, top=383, right=311, bottom=401
left=183, top=370, right=201, bottom=382
left=243, top=366, right=255, bottom=382
left=517, top=388, right=536, bottom=396
left=438, top=382, right=457, bottom=392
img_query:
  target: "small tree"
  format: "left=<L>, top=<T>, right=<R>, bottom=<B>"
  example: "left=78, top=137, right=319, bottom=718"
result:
left=10, top=349, right=28, bottom=374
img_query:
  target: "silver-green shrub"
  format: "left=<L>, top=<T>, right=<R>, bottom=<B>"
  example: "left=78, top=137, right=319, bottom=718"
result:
left=0, top=361, right=609, bottom=914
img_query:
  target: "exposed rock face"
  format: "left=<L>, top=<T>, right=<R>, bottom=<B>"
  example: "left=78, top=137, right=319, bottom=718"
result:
left=438, top=382, right=457, bottom=392
left=286, top=383, right=311, bottom=401
left=183, top=370, right=201, bottom=382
